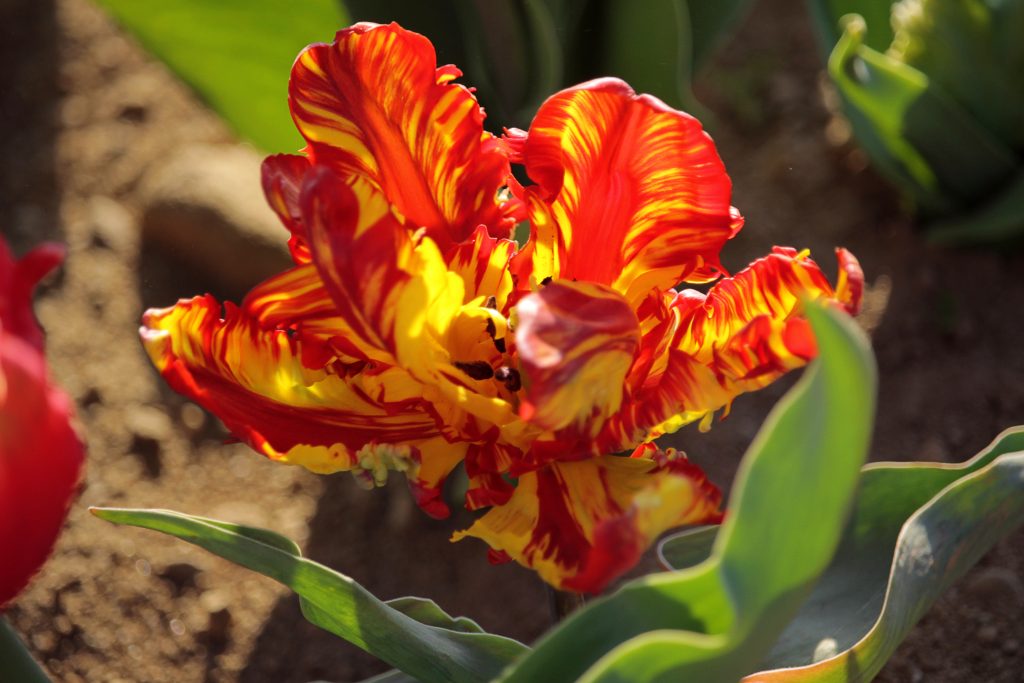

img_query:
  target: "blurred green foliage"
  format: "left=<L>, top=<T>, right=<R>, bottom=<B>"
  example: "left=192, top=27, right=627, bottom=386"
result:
left=344, top=0, right=753, bottom=128
left=810, top=0, right=1024, bottom=244
left=97, top=0, right=752, bottom=144
left=95, top=0, right=348, bottom=152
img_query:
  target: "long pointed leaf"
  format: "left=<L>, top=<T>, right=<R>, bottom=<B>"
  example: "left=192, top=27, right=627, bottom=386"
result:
left=746, top=429, right=1024, bottom=681
left=90, top=508, right=525, bottom=683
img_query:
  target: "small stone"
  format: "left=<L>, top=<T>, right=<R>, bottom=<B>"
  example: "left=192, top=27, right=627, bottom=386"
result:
left=1004, top=639, right=1020, bottom=654
left=127, top=406, right=172, bottom=478
left=86, top=195, right=135, bottom=253
left=137, top=143, right=291, bottom=292
left=977, top=624, right=999, bottom=643
left=179, top=402, right=206, bottom=434
left=920, top=435, right=950, bottom=462
left=965, top=567, right=1024, bottom=614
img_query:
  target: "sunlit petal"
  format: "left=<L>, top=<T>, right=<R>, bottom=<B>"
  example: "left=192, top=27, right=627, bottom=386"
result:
left=513, top=78, right=742, bottom=300
left=289, top=22, right=513, bottom=247
left=140, top=287, right=447, bottom=480
left=453, top=451, right=722, bottom=593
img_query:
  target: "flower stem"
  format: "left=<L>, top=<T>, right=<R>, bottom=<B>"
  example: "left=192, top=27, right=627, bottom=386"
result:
left=547, top=587, right=586, bottom=622
left=0, top=616, right=51, bottom=682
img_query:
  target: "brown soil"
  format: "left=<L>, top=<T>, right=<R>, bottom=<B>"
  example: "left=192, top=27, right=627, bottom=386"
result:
left=2, top=0, right=1021, bottom=682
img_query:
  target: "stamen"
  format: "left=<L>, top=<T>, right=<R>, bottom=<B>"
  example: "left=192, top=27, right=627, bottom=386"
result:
left=484, top=296, right=497, bottom=310
left=495, top=366, right=521, bottom=392
left=454, top=360, right=494, bottom=380
left=540, top=276, right=552, bottom=286
left=485, top=317, right=507, bottom=353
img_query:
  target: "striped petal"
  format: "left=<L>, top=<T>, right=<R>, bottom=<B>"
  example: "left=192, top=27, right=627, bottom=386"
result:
left=301, top=167, right=467, bottom=368
left=289, top=22, right=513, bottom=247
left=452, top=450, right=723, bottom=593
left=139, top=273, right=470, bottom=514
left=585, top=248, right=862, bottom=453
left=677, top=247, right=864, bottom=398
left=261, top=154, right=312, bottom=263
left=513, top=78, right=742, bottom=300
left=515, top=280, right=640, bottom=436
left=446, top=225, right=516, bottom=310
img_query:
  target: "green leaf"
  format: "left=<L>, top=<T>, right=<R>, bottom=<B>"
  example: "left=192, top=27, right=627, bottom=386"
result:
left=806, top=0, right=897, bottom=56
left=685, top=0, right=757, bottom=71
left=927, top=169, right=1024, bottom=245
left=0, top=617, right=52, bottom=683
left=826, top=15, right=1017, bottom=212
left=657, top=525, right=718, bottom=571
left=90, top=508, right=525, bottom=683
left=889, top=0, right=1024, bottom=149
left=602, top=0, right=699, bottom=112
left=94, top=0, right=346, bottom=152
left=744, top=428, right=1024, bottom=681
left=499, top=304, right=877, bottom=682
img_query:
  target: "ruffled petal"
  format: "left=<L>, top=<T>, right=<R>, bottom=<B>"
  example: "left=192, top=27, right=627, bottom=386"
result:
left=140, top=283, right=446, bottom=477
left=261, top=153, right=312, bottom=263
left=514, top=78, right=741, bottom=300
left=595, top=248, right=863, bottom=448
left=452, top=451, right=723, bottom=593
left=446, top=225, right=516, bottom=310
left=289, top=22, right=513, bottom=246
left=515, top=280, right=640, bottom=436
left=678, top=247, right=865, bottom=396
left=301, top=167, right=468, bottom=368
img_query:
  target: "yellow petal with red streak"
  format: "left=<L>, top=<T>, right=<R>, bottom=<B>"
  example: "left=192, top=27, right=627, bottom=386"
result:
left=516, top=280, right=640, bottom=436
left=452, top=451, right=722, bottom=593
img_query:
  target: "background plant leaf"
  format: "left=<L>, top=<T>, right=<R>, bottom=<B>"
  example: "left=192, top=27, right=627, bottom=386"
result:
left=741, top=428, right=1024, bottom=681
left=686, top=0, right=757, bottom=71
left=927, top=170, right=1024, bottom=245
left=94, top=0, right=347, bottom=152
left=824, top=15, right=1017, bottom=214
left=806, top=0, right=896, bottom=56
left=90, top=508, right=525, bottom=683
left=499, top=304, right=877, bottom=682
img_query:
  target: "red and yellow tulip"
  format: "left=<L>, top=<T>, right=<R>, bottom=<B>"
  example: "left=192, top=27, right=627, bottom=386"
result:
left=141, top=23, right=863, bottom=593
left=1, top=238, right=84, bottom=608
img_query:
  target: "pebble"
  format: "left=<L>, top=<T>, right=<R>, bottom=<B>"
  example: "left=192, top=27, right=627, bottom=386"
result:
left=85, top=195, right=135, bottom=253
left=965, top=567, right=1024, bottom=614
left=137, top=143, right=291, bottom=292
left=977, top=624, right=999, bottom=643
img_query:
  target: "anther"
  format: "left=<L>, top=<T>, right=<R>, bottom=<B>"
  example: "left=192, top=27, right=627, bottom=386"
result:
left=485, top=318, right=507, bottom=353
left=540, top=276, right=552, bottom=286
left=454, top=360, right=495, bottom=381
left=495, top=366, right=521, bottom=392
left=484, top=296, right=497, bottom=310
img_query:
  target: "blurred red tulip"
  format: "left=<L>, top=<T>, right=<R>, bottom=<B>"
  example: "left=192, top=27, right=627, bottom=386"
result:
left=0, top=237, right=84, bottom=608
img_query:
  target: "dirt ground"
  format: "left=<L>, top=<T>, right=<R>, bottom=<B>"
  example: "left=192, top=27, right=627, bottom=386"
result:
left=2, top=0, right=1022, bottom=681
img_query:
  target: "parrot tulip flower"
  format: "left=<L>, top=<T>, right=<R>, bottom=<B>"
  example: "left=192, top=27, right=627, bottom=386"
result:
left=141, top=22, right=863, bottom=593
left=1, top=237, right=84, bottom=608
